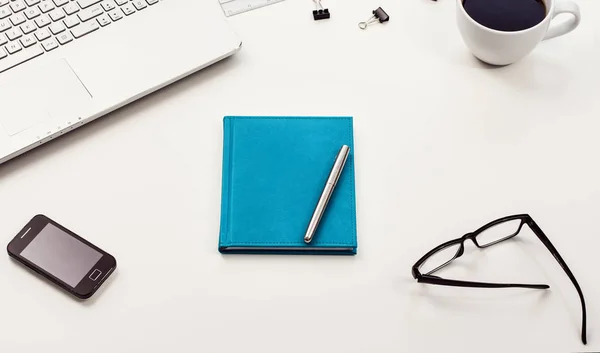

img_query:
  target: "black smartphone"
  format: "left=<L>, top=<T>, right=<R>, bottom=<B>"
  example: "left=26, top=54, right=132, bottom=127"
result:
left=7, top=214, right=117, bottom=299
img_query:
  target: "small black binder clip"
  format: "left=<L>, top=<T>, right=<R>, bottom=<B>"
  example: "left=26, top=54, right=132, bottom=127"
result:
left=358, top=7, right=389, bottom=29
left=312, top=0, right=330, bottom=20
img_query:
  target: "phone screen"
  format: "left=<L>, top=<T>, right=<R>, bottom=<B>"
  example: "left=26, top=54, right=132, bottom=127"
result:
left=20, top=223, right=103, bottom=288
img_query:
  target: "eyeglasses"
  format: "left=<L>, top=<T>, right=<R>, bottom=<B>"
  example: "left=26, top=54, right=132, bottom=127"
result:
left=411, top=214, right=587, bottom=344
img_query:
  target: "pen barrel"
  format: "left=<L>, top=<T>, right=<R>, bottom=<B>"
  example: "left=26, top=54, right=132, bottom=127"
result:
left=327, top=145, right=350, bottom=185
left=304, top=183, right=335, bottom=243
left=304, top=145, right=350, bottom=243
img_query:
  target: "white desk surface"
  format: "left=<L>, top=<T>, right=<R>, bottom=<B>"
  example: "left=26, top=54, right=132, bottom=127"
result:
left=1, top=0, right=599, bottom=352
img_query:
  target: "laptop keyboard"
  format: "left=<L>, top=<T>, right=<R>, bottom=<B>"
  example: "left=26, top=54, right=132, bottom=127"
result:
left=0, top=0, right=160, bottom=74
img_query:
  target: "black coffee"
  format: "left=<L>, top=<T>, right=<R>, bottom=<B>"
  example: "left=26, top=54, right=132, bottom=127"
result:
left=463, top=0, right=547, bottom=32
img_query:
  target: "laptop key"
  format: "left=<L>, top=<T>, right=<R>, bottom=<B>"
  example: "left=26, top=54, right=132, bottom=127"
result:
left=49, top=21, right=63, bottom=34
left=0, top=19, right=10, bottom=31
left=38, top=0, right=54, bottom=13
left=34, top=14, right=50, bottom=27
left=0, top=48, right=6, bottom=59
left=146, top=0, right=158, bottom=5
left=120, top=3, right=134, bottom=15
left=52, top=0, right=67, bottom=6
left=49, top=9, right=64, bottom=21
left=34, top=27, right=49, bottom=40
left=20, top=34, right=36, bottom=47
left=114, top=0, right=126, bottom=5
left=70, top=19, right=97, bottom=38
left=76, top=0, right=101, bottom=9
left=0, top=8, right=10, bottom=19
left=10, top=1, right=25, bottom=13
left=96, top=13, right=109, bottom=26
left=132, top=0, right=145, bottom=10
left=63, top=16, right=78, bottom=28
left=25, top=0, right=41, bottom=5
left=107, top=9, right=121, bottom=21
left=63, top=3, right=78, bottom=14
left=24, top=6, right=40, bottom=19
left=10, top=14, right=26, bottom=26
left=0, top=33, right=7, bottom=45
left=20, top=22, right=36, bottom=34
left=6, top=27, right=21, bottom=40
left=6, top=40, right=21, bottom=53
left=0, top=44, right=42, bottom=73
left=0, top=0, right=8, bottom=6
left=78, top=4, right=102, bottom=21
left=56, top=30, right=71, bottom=44
left=41, top=36, right=57, bottom=50
left=100, top=1, right=113, bottom=11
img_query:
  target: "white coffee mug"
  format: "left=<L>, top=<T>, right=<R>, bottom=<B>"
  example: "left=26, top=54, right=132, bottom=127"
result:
left=456, top=0, right=581, bottom=65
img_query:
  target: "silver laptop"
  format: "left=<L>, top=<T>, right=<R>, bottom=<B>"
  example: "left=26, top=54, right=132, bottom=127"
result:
left=0, top=0, right=241, bottom=165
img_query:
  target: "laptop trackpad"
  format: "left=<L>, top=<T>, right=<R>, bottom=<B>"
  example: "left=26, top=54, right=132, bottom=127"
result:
left=0, top=59, right=92, bottom=136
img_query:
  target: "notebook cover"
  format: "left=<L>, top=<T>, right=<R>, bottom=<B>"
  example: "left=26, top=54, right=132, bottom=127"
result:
left=218, top=116, right=357, bottom=255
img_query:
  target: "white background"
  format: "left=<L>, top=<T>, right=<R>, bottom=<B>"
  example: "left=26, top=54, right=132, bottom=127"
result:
left=1, top=0, right=599, bottom=352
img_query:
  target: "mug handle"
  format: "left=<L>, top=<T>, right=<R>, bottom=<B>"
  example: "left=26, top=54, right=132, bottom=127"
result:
left=543, top=0, right=581, bottom=40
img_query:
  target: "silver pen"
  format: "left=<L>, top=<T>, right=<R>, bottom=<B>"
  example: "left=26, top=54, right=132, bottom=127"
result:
left=304, top=145, right=350, bottom=244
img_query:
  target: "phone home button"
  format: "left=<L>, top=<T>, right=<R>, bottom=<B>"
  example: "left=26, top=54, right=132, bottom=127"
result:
left=89, top=269, right=102, bottom=281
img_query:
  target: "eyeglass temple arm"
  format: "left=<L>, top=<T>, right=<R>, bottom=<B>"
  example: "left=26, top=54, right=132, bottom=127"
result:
left=527, top=219, right=587, bottom=345
left=417, top=274, right=549, bottom=290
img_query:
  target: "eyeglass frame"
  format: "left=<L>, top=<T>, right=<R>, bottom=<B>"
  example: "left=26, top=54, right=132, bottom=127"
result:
left=411, top=214, right=587, bottom=345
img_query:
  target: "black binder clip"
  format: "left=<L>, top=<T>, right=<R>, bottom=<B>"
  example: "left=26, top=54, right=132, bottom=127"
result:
left=358, top=7, right=389, bottom=29
left=312, top=0, right=330, bottom=20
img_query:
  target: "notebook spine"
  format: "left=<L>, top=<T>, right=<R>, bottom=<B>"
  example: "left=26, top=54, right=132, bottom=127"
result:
left=218, top=117, right=234, bottom=249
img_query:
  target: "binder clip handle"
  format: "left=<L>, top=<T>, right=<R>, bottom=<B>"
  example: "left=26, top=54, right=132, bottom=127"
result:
left=358, top=7, right=389, bottom=29
left=312, top=0, right=330, bottom=20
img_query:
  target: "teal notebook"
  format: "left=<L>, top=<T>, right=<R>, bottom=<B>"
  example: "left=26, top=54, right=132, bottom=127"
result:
left=218, top=116, right=357, bottom=255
